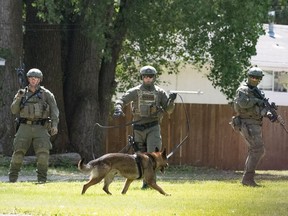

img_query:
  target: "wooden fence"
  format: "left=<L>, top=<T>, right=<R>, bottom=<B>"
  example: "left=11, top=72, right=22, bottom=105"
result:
left=104, top=104, right=288, bottom=170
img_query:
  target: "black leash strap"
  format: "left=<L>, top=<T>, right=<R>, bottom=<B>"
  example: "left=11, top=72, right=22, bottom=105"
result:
left=94, top=119, right=142, bottom=129
left=167, top=93, right=190, bottom=159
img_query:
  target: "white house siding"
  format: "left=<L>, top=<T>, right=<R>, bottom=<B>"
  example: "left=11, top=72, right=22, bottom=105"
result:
left=159, top=65, right=228, bottom=104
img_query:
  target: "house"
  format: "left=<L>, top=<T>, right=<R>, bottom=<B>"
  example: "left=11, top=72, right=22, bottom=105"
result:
left=159, top=24, right=288, bottom=106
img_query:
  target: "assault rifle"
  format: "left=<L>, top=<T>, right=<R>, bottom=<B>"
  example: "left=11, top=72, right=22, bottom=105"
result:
left=14, top=60, right=27, bottom=132
left=15, top=60, right=27, bottom=88
left=252, top=87, right=288, bottom=133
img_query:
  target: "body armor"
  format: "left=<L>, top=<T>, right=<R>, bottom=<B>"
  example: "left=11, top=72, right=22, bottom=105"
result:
left=133, top=89, right=158, bottom=117
left=19, top=88, right=50, bottom=120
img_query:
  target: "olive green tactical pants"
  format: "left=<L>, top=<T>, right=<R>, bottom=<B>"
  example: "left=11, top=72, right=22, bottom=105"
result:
left=133, top=124, right=161, bottom=188
left=133, top=124, right=162, bottom=153
left=239, top=122, right=265, bottom=175
left=9, top=123, right=52, bottom=182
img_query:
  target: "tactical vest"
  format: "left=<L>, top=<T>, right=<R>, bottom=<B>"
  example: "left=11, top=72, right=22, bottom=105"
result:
left=19, top=87, right=50, bottom=120
left=233, top=86, right=264, bottom=120
left=132, top=89, right=159, bottom=117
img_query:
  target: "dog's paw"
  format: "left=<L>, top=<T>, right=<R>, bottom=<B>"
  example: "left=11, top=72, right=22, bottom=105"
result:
left=164, top=193, right=171, bottom=196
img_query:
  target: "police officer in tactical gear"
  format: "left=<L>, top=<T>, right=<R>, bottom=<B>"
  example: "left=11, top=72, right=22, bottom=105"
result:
left=114, top=65, right=176, bottom=189
left=233, top=66, right=272, bottom=187
left=9, top=68, right=59, bottom=183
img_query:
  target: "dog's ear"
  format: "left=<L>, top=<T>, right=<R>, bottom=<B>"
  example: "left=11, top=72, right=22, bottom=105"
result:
left=155, top=147, right=159, bottom=152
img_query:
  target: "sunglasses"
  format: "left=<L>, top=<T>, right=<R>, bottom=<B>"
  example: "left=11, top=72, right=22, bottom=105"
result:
left=143, top=74, right=154, bottom=78
left=249, top=75, right=262, bottom=80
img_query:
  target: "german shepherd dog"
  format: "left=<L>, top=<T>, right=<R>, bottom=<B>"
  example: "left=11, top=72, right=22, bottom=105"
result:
left=78, top=148, right=170, bottom=196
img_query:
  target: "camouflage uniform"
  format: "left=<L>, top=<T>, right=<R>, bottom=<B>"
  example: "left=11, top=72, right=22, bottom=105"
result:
left=232, top=67, right=269, bottom=187
left=115, top=83, right=175, bottom=152
left=114, top=65, right=175, bottom=189
left=9, top=69, right=59, bottom=183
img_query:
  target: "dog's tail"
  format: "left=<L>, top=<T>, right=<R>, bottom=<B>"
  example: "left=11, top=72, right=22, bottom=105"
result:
left=78, top=158, right=92, bottom=174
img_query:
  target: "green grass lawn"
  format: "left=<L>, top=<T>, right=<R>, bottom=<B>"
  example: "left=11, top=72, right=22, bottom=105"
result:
left=0, top=165, right=288, bottom=216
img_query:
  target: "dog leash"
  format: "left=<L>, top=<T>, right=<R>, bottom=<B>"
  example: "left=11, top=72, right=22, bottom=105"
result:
left=94, top=93, right=190, bottom=159
left=117, top=94, right=191, bottom=159
left=167, top=93, right=190, bottom=159
left=94, top=119, right=142, bottom=129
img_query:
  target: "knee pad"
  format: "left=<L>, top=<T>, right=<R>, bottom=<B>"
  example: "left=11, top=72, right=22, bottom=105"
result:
left=36, top=152, right=49, bottom=166
left=254, top=146, right=265, bottom=157
left=11, top=151, right=25, bottom=164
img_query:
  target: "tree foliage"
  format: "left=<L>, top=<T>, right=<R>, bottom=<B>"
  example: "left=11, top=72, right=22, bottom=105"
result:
left=119, top=0, right=271, bottom=100
left=34, top=0, right=271, bottom=101
left=271, top=0, right=288, bottom=24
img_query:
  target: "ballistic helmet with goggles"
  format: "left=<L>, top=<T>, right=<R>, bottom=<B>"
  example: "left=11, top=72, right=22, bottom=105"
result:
left=140, top=65, right=157, bottom=76
left=247, top=67, right=264, bottom=78
left=27, top=68, right=43, bottom=80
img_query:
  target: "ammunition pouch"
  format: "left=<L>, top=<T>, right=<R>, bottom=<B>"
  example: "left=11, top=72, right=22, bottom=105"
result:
left=132, top=142, right=140, bottom=152
left=230, top=116, right=242, bottom=131
left=128, top=135, right=147, bottom=153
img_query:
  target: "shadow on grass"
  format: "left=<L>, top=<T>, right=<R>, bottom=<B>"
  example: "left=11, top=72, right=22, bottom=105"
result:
left=162, top=165, right=288, bottom=182
left=1, top=164, right=288, bottom=183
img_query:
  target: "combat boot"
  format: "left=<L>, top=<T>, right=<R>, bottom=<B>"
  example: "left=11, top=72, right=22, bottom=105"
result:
left=241, top=172, right=260, bottom=187
left=8, top=152, right=24, bottom=183
left=36, top=152, right=49, bottom=183
left=8, top=163, right=22, bottom=183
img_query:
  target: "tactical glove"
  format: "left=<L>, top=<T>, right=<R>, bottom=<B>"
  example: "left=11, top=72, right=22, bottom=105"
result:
left=113, top=106, right=124, bottom=118
left=16, top=89, right=25, bottom=99
left=266, top=111, right=277, bottom=122
left=50, top=127, right=58, bottom=136
left=169, top=93, right=177, bottom=101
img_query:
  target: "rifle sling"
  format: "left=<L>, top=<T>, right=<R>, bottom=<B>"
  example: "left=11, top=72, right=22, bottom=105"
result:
left=20, top=88, right=41, bottom=109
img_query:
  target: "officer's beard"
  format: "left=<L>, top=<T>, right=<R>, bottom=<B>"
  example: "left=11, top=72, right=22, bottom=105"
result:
left=247, top=78, right=260, bottom=88
left=142, top=82, right=155, bottom=91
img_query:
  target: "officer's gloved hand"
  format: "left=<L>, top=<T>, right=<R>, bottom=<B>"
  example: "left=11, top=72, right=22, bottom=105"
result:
left=50, top=127, right=58, bottom=136
left=266, top=111, right=277, bottom=122
left=16, top=89, right=25, bottom=99
left=169, top=93, right=177, bottom=101
left=113, top=106, right=125, bottom=118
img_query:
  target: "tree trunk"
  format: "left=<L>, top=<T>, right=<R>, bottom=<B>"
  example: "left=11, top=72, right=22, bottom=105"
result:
left=23, top=0, right=70, bottom=154
left=64, top=28, right=104, bottom=160
left=64, top=1, right=128, bottom=161
left=0, top=0, right=23, bottom=155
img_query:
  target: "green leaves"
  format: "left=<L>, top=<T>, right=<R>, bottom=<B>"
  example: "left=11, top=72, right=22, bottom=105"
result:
left=119, top=0, right=270, bottom=100
left=32, top=0, right=271, bottom=100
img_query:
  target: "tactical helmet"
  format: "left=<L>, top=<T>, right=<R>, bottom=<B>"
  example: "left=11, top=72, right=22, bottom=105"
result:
left=247, top=67, right=264, bottom=77
left=27, top=68, right=43, bottom=80
left=140, top=65, right=157, bottom=76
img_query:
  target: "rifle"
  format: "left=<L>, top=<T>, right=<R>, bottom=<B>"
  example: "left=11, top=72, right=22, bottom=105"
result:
left=15, top=59, right=27, bottom=88
left=14, top=59, right=27, bottom=133
left=251, top=87, right=288, bottom=133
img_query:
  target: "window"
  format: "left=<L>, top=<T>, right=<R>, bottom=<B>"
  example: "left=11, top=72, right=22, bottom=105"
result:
left=258, top=71, right=288, bottom=92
